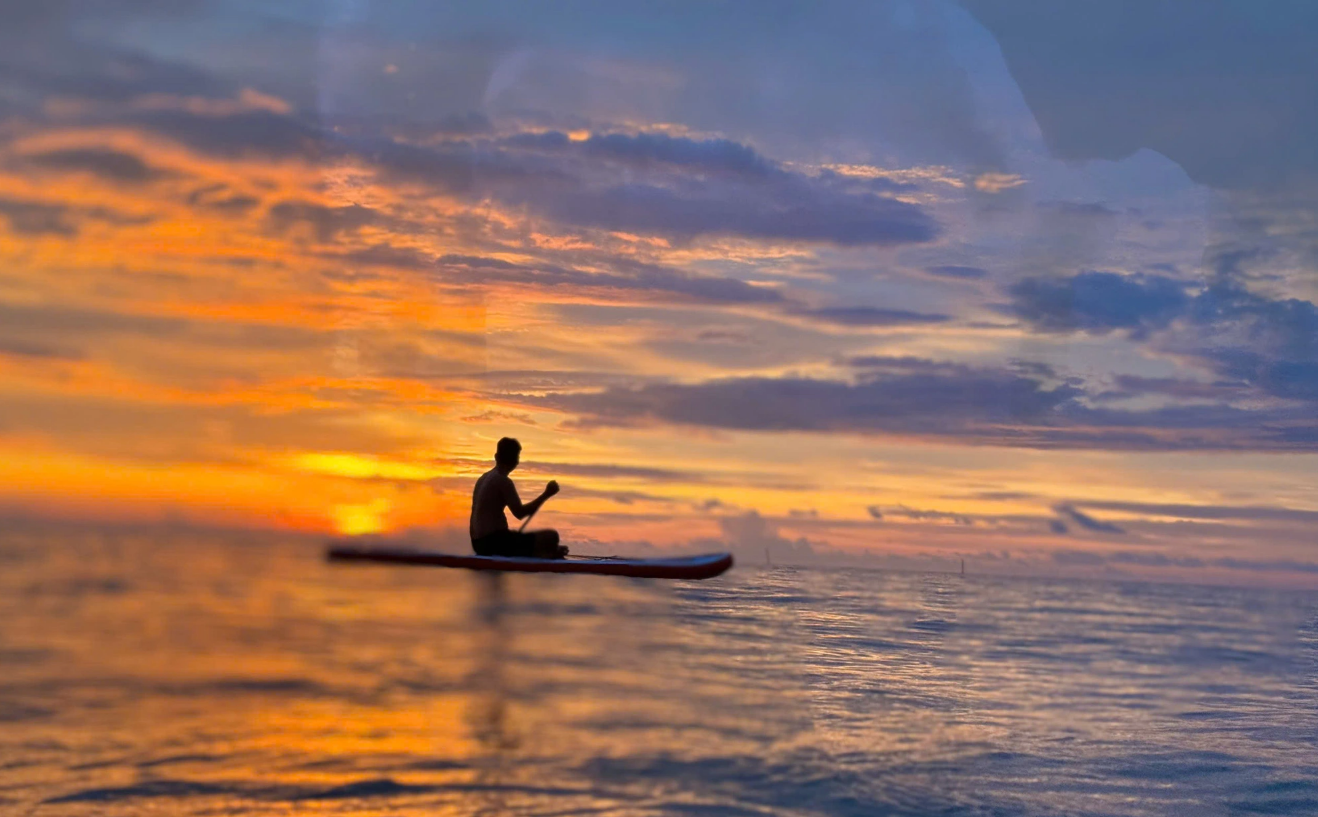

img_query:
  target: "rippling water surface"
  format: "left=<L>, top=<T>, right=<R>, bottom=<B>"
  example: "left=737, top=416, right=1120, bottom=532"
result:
left=3, top=527, right=1318, bottom=816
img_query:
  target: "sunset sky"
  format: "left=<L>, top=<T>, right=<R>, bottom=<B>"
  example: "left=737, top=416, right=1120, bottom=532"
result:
left=3, top=1, right=1317, bottom=584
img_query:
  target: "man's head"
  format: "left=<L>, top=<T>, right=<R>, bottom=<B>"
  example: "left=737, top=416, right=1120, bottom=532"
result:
left=494, top=437, right=521, bottom=471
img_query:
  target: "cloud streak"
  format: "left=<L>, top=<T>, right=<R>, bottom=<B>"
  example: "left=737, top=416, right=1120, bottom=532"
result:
left=527, top=354, right=1318, bottom=451
left=434, top=254, right=784, bottom=305
left=1053, top=503, right=1125, bottom=534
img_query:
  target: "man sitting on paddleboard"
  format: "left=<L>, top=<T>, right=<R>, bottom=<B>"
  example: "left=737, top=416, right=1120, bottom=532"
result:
left=469, top=437, right=567, bottom=559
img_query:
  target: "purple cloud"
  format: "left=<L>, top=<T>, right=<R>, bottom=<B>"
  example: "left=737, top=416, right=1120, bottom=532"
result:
left=1009, top=271, right=1189, bottom=337
left=24, top=147, right=168, bottom=184
left=526, top=355, right=1318, bottom=451
left=0, top=196, right=76, bottom=236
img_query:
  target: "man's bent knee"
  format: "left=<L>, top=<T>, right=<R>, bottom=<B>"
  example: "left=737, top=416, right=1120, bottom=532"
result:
left=533, top=529, right=564, bottom=558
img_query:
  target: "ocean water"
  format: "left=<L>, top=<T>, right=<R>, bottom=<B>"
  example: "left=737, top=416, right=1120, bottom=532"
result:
left=3, top=528, right=1318, bottom=816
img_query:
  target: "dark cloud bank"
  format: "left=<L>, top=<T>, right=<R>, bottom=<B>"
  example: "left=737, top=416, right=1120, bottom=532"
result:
left=0, top=38, right=943, bottom=316
left=1008, top=271, right=1188, bottom=339
left=1, top=21, right=940, bottom=251
left=529, top=353, right=1318, bottom=452
left=369, top=128, right=939, bottom=247
left=1008, top=267, right=1318, bottom=407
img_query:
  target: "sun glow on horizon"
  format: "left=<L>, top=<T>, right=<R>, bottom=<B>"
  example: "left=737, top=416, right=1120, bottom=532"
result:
left=331, top=498, right=394, bottom=536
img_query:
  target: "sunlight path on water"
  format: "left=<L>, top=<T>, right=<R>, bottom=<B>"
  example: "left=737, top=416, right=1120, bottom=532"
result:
left=1, top=526, right=1317, bottom=815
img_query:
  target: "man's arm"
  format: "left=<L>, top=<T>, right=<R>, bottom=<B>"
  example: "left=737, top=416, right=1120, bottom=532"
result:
left=504, top=478, right=559, bottom=520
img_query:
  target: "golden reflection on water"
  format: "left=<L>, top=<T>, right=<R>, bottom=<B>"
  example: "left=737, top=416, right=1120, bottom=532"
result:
left=2, top=526, right=1317, bottom=816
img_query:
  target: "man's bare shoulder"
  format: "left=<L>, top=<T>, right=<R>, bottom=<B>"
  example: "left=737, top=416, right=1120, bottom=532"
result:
left=476, top=468, right=512, bottom=490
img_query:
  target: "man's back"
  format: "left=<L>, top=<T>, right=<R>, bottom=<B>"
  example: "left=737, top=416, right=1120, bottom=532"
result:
left=470, top=467, right=516, bottom=541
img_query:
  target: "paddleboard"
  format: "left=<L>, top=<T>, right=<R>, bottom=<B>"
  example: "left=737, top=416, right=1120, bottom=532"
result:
left=326, top=543, right=733, bottom=580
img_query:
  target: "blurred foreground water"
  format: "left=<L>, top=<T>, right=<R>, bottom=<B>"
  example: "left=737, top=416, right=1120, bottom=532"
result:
left=2, top=526, right=1317, bottom=816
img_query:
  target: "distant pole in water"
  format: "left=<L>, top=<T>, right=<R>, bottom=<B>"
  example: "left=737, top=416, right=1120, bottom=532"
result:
left=960, top=558, right=965, bottom=576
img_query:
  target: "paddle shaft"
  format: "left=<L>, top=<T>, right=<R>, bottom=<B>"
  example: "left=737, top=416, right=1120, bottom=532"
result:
left=518, top=489, right=553, bottom=532
left=518, top=506, right=537, bottom=533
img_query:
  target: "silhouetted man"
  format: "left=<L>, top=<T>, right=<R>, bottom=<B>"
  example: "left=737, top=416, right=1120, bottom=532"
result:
left=469, top=437, right=566, bottom=558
